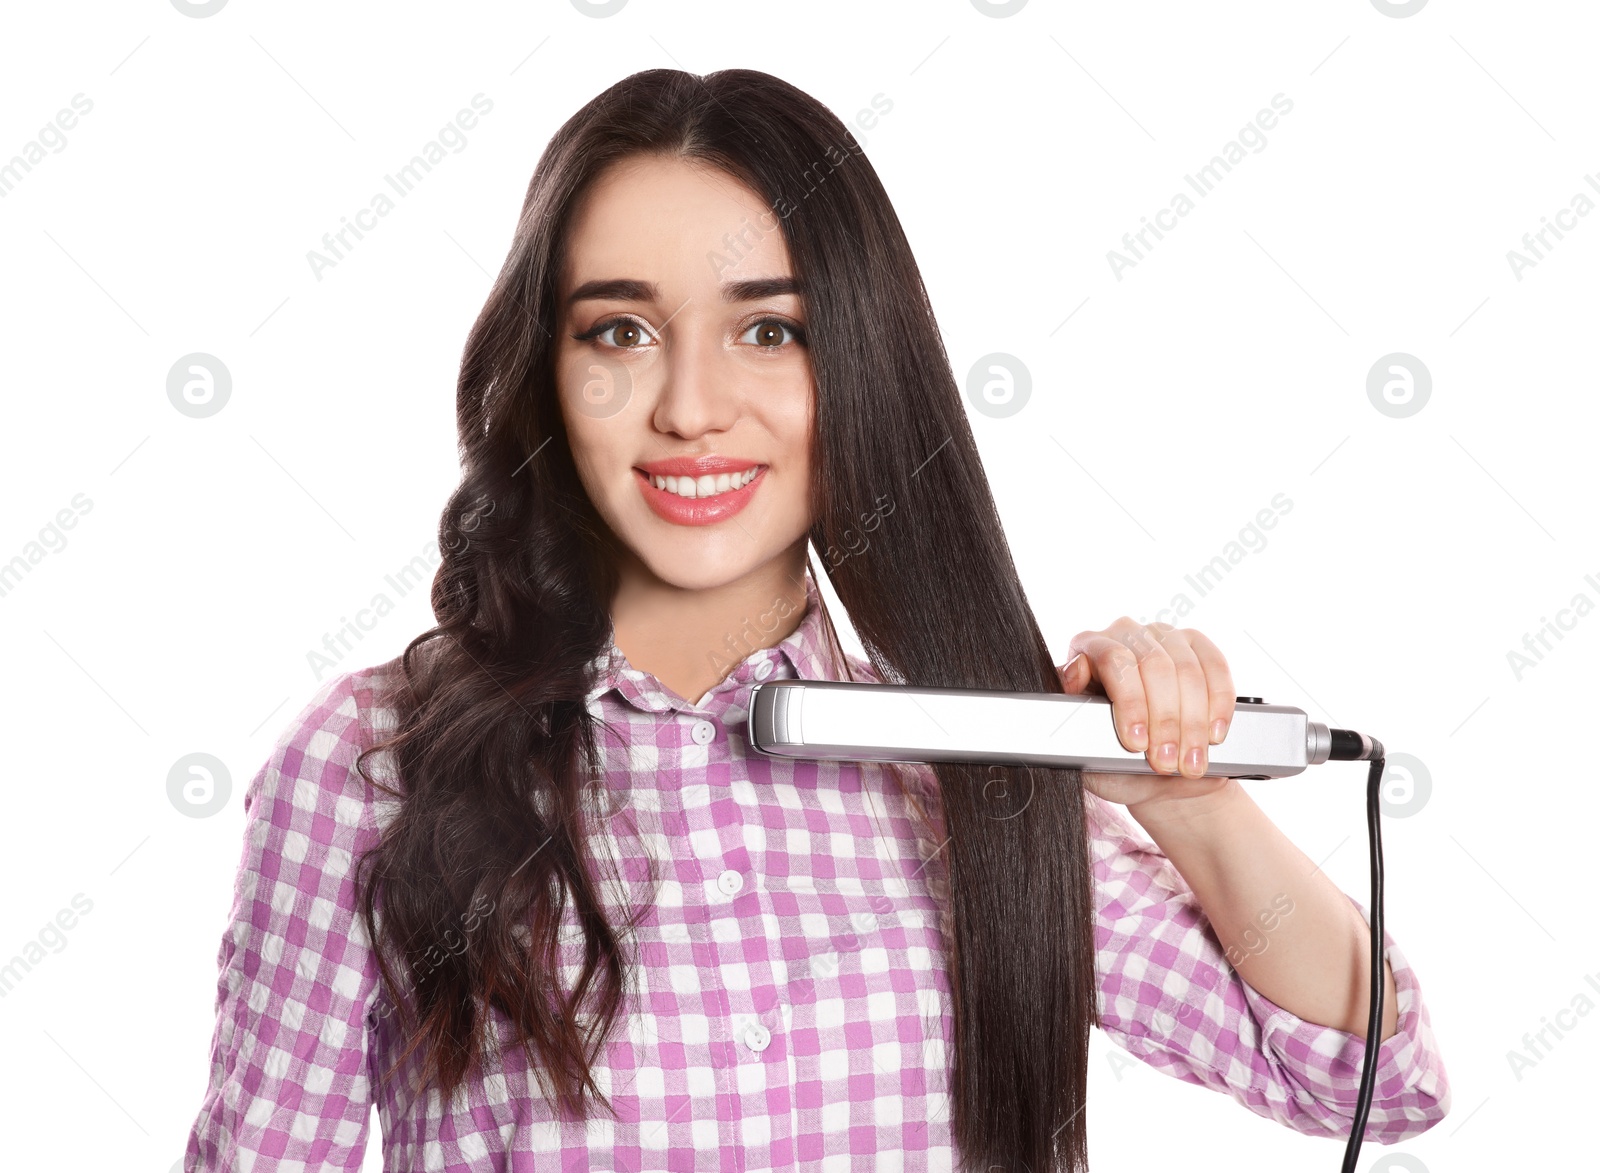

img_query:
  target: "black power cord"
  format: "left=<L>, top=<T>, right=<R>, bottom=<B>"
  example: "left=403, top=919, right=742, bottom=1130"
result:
left=1325, top=729, right=1387, bottom=1173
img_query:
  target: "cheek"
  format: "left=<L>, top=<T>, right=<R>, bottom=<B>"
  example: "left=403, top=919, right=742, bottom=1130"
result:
left=564, top=418, right=616, bottom=490
left=768, top=379, right=814, bottom=461
left=555, top=354, right=616, bottom=471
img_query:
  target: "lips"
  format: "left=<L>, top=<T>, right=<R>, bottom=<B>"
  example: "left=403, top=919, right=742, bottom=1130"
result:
left=635, top=454, right=763, bottom=478
left=634, top=462, right=765, bottom=526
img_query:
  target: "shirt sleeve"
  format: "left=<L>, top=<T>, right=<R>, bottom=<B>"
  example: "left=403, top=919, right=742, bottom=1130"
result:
left=1087, top=792, right=1451, bottom=1144
left=185, top=671, right=385, bottom=1172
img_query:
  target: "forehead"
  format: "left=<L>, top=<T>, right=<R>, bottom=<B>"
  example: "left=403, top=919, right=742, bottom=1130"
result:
left=560, top=155, right=793, bottom=293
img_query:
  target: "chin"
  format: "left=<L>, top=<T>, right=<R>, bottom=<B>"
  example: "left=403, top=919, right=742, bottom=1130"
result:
left=632, top=545, right=770, bottom=593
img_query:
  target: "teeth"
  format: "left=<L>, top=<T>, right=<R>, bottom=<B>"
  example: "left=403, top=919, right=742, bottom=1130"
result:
left=650, top=467, right=760, bottom=499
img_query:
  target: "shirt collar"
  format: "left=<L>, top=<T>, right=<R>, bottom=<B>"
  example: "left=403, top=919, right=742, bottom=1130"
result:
left=582, top=568, right=847, bottom=721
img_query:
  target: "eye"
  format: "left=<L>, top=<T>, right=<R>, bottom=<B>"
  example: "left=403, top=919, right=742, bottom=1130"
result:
left=740, top=317, right=806, bottom=348
left=573, top=315, right=656, bottom=349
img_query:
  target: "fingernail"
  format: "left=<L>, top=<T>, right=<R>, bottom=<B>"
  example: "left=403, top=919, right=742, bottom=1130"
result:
left=1211, top=719, right=1227, bottom=744
left=1130, top=722, right=1147, bottom=750
left=1157, top=742, right=1178, bottom=771
left=1186, top=745, right=1205, bottom=775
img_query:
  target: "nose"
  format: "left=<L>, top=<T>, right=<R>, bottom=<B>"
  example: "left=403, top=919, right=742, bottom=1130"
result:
left=650, top=313, right=741, bottom=439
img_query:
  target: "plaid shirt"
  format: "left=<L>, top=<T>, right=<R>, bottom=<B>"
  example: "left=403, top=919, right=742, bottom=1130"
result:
left=185, top=570, right=1449, bottom=1171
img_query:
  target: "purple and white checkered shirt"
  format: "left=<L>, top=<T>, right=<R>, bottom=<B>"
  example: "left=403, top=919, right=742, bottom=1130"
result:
left=186, top=570, right=1450, bottom=1171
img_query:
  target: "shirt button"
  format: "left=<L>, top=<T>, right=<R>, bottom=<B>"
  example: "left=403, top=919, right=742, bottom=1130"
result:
left=691, top=718, right=716, bottom=745
left=742, top=1022, right=771, bottom=1052
left=753, top=658, right=774, bottom=681
left=716, top=869, right=743, bottom=896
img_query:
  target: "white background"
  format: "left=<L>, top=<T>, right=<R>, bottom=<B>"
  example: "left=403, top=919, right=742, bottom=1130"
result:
left=0, top=1, right=1594, bottom=1170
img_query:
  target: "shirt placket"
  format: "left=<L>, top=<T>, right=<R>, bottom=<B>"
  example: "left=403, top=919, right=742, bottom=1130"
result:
left=669, top=685, right=786, bottom=1173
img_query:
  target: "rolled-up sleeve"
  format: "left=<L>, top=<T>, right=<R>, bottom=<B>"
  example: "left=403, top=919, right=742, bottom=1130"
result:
left=185, top=672, right=383, bottom=1172
left=1088, top=793, right=1451, bottom=1144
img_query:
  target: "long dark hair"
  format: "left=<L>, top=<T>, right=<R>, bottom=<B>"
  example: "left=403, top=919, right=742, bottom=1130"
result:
left=351, top=67, right=1100, bottom=1172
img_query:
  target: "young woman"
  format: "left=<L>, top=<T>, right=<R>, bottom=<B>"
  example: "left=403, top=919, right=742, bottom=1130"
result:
left=185, top=69, right=1449, bottom=1172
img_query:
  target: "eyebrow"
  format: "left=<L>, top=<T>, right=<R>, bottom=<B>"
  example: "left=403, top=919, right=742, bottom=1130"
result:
left=565, top=275, right=803, bottom=309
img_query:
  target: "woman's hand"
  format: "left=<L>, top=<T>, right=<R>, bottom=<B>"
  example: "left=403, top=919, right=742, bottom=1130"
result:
left=1057, top=618, right=1236, bottom=813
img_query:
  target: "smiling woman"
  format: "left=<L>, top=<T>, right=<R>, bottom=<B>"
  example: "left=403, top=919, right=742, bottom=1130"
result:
left=185, top=66, right=1449, bottom=1173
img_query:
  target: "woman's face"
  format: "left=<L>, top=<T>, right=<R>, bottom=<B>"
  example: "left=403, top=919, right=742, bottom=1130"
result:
left=554, top=154, right=814, bottom=595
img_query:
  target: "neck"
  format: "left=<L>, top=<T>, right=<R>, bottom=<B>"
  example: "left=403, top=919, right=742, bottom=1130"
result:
left=607, top=543, right=811, bottom=704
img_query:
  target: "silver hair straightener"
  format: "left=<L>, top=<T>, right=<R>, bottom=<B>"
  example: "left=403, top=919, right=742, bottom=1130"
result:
left=746, top=680, right=1376, bottom=779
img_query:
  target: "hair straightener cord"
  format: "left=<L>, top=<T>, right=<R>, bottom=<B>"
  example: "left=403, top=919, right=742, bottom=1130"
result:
left=1326, top=732, right=1386, bottom=1173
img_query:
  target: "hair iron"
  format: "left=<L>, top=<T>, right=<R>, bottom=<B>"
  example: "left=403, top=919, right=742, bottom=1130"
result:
left=747, top=679, right=1389, bottom=1172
